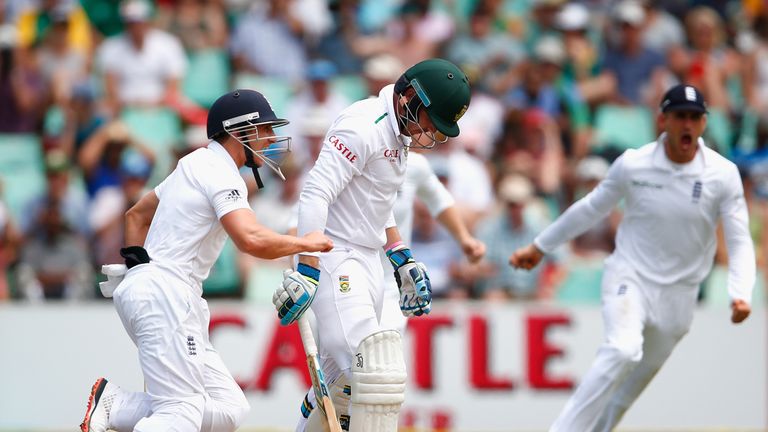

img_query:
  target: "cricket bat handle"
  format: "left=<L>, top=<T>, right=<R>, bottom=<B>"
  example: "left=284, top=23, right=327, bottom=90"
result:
left=299, top=315, right=318, bottom=356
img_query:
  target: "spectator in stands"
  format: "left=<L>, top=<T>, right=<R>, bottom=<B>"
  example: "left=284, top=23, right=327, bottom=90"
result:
left=668, top=6, right=738, bottom=111
left=349, top=1, right=453, bottom=71
left=59, top=82, right=107, bottom=157
left=639, top=0, right=685, bottom=54
left=411, top=200, right=466, bottom=299
left=285, top=59, right=350, bottom=166
left=363, top=53, right=404, bottom=96
left=230, top=0, right=307, bottom=83
left=475, top=174, right=559, bottom=300
left=88, top=151, right=151, bottom=268
left=494, top=110, right=564, bottom=196
left=505, top=36, right=590, bottom=158
left=427, top=137, right=494, bottom=228
left=36, top=6, right=89, bottom=107
left=744, top=13, right=768, bottom=148
left=570, top=156, right=619, bottom=255
left=0, top=26, right=48, bottom=133
left=20, top=150, right=89, bottom=236
left=156, top=0, right=228, bottom=52
left=524, top=0, right=565, bottom=52
left=555, top=2, right=615, bottom=105
left=16, top=0, right=91, bottom=56
left=96, top=0, right=187, bottom=116
left=601, top=0, right=667, bottom=107
left=16, top=196, right=92, bottom=301
left=0, top=190, right=20, bottom=301
left=445, top=3, right=526, bottom=93
left=78, top=120, right=155, bottom=197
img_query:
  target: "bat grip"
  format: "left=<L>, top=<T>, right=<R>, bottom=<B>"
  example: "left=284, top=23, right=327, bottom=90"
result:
left=298, top=315, right=318, bottom=356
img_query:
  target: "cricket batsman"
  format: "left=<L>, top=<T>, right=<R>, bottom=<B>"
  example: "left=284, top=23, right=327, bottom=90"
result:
left=272, top=58, right=472, bottom=431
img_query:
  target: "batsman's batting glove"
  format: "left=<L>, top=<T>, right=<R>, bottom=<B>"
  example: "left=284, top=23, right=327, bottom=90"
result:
left=120, top=246, right=150, bottom=269
left=273, top=263, right=320, bottom=325
left=386, top=244, right=432, bottom=317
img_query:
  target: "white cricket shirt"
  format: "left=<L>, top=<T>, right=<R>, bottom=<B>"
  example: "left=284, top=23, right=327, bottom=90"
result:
left=297, top=84, right=410, bottom=249
left=393, top=152, right=455, bottom=243
left=535, top=134, right=755, bottom=302
left=144, top=141, right=250, bottom=294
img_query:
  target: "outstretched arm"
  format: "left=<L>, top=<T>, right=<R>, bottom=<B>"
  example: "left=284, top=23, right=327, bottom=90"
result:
left=720, top=166, right=756, bottom=324
left=222, top=209, right=332, bottom=260
left=436, top=206, right=485, bottom=263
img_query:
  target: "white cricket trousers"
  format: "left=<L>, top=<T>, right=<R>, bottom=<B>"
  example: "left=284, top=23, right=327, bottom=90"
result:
left=295, top=249, right=405, bottom=432
left=109, top=264, right=250, bottom=432
left=311, top=243, right=404, bottom=378
left=550, top=256, right=699, bottom=432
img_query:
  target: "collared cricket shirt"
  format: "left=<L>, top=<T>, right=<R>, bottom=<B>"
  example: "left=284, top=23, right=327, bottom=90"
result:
left=535, top=134, right=755, bottom=301
left=144, top=141, right=250, bottom=293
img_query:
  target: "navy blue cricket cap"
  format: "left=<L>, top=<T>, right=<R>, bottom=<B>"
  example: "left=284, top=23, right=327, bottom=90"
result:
left=660, top=84, right=708, bottom=114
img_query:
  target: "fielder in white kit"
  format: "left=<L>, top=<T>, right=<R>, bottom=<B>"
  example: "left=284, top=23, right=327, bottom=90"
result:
left=272, top=59, right=472, bottom=432
left=80, top=89, right=333, bottom=432
left=510, top=84, right=755, bottom=432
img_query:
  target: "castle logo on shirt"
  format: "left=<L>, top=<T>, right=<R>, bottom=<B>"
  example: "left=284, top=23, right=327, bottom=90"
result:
left=225, top=189, right=243, bottom=201
left=692, top=181, right=702, bottom=203
left=384, top=149, right=400, bottom=163
left=329, top=135, right=358, bottom=164
left=339, top=275, right=350, bottom=293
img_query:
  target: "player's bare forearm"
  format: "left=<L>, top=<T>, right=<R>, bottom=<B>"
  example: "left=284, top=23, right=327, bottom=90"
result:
left=124, top=191, right=159, bottom=247
left=384, top=226, right=402, bottom=249
left=298, top=254, right=320, bottom=269
left=436, top=206, right=485, bottom=262
left=223, top=210, right=332, bottom=260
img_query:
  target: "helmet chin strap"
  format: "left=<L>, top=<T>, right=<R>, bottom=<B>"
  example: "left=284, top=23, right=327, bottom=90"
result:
left=244, top=143, right=264, bottom=189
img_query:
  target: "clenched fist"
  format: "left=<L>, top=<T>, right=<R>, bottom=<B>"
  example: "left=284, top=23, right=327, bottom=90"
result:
left=731, top=299, right=751, bottom=324
left=508, top=243, right=545, bottom=270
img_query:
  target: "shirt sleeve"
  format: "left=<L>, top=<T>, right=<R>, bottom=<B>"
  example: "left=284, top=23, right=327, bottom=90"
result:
left=153, top=176, right=168, bottom=199
left=720, top=165, right=756, bottom=303
left=412, top=154, right=455, bottom=217
left=385, top=210, right=396, bottom=230
left=202, top=164, right=250, bottom=220
left=535, top=152, right=627, bottom=253
left=297, top=121, right=370, bottom=242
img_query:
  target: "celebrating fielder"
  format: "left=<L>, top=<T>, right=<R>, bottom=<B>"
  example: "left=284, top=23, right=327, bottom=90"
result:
left=273, top=58, right=472, bottom=432
left=510, top=84, right=756, bottom=431
left=80, top=89, right=333, bottom=432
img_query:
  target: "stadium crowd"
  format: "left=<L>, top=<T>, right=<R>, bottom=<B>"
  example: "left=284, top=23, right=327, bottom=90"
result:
left=0, top=0, right=766, bottom=305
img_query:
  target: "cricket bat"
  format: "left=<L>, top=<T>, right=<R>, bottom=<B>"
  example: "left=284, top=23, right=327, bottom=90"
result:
left=298, top=315, right=343, bottom=432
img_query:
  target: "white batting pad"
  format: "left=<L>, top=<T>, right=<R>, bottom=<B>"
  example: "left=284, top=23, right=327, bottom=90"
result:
left=348, top=330, right=406, bottom=432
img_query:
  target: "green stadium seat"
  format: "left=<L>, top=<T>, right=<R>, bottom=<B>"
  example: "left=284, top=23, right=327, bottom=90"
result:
left=555, top=255, right=604, bottom=305
left=331, top=75, right=369, bottom=102
left=703, top=107, right=732, bottom=156
left=592, top=105, right=654, bottom=151
left=0, top=134, right=45, bottom=222
left=120, top=107, right=182, bottom=187
left=203, top=239, right=243, bottom=298
left=183, top=49, right=231, bottom=108
left=232, top=73, right=294, bottom=116
left=701, top=264, right=765, bottom=306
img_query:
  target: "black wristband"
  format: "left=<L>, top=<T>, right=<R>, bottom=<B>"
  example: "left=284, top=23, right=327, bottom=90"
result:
left=120, top=246, right=151, bottom=269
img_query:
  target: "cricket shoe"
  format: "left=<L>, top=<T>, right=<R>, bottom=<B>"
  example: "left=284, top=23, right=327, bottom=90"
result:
left=80, top=377, right=118, bottom=432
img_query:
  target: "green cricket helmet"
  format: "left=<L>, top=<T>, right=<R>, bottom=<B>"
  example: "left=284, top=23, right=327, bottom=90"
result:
left=394, top=58, right=471, bottom=139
